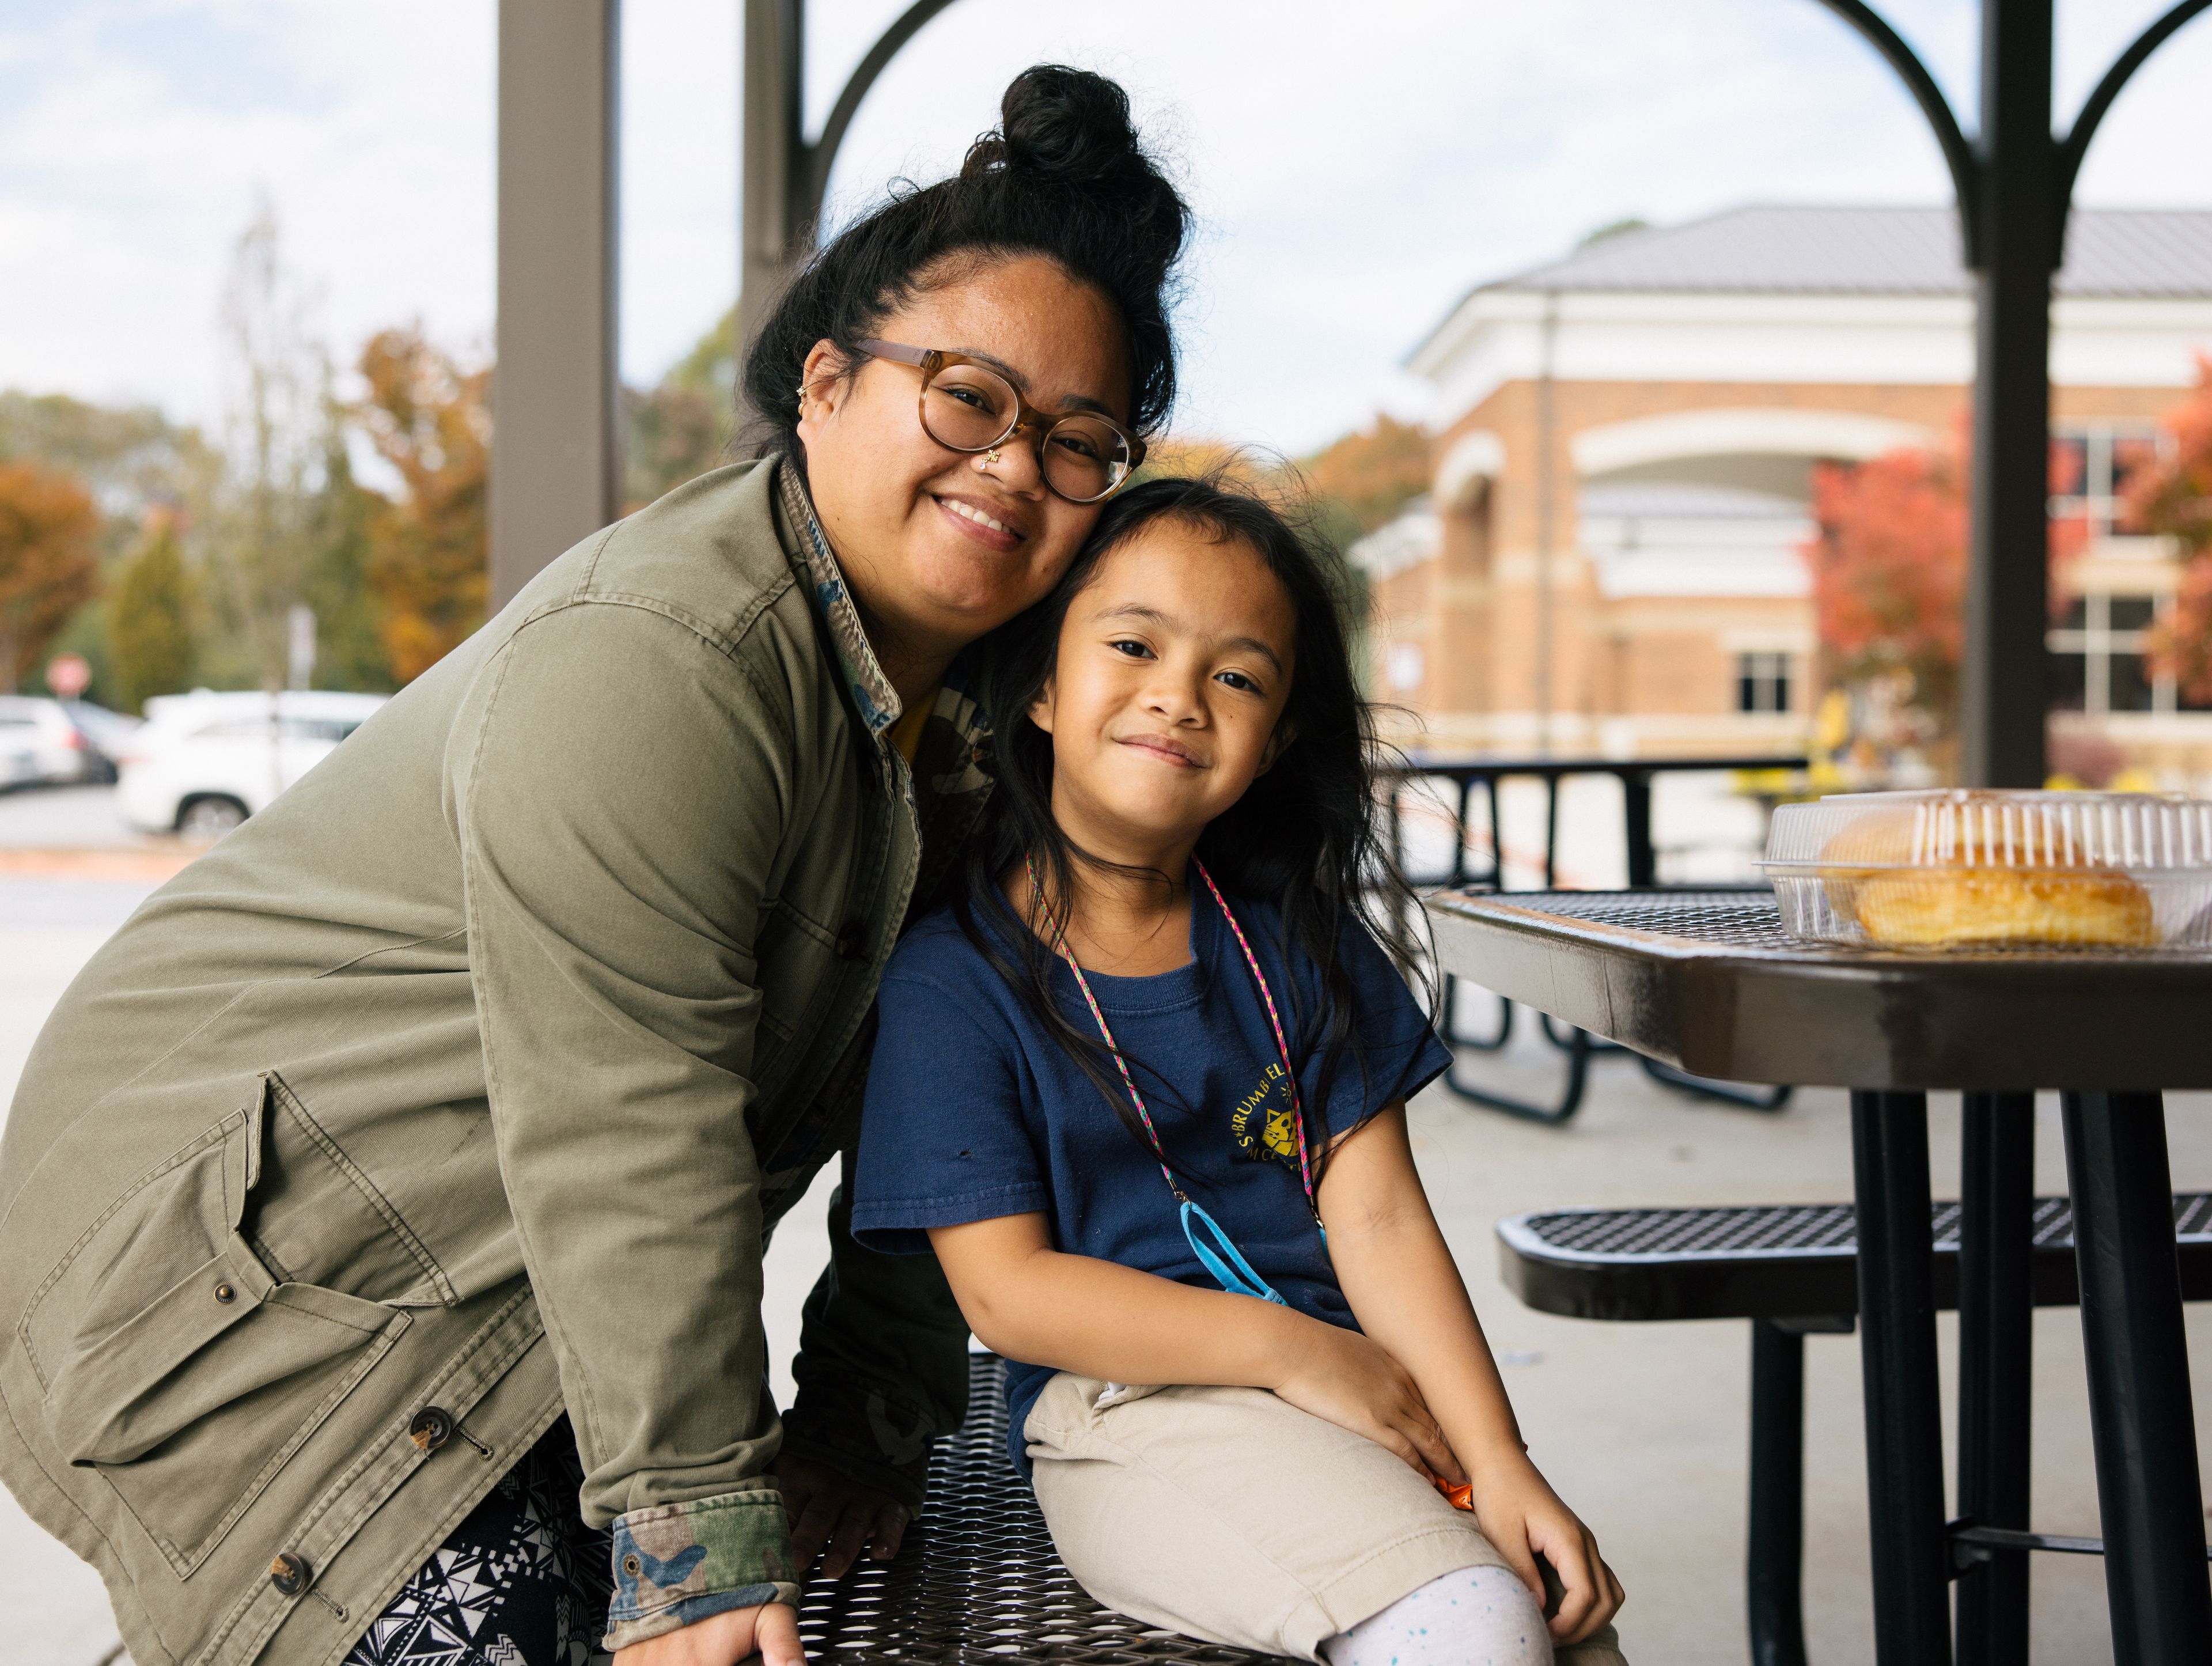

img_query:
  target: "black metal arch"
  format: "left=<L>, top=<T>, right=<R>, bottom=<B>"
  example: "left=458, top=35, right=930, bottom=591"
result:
left=1813, top=1, right=1983, bottom=255
left=2056, top=0, right=2212, bottom=233
left=1816, top=0, right=2211, bottom=270
left=803, top=0, right=963, bottom=229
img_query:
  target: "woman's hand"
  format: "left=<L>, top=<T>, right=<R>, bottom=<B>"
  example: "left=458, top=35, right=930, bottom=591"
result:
left=774, top=1451, right=910, bottom=1579
left=613, top=1603, right=802, bottom=1666
left=1268, top=1319, right=1463, bottom=1485
left=1465, top=1452, right=1626, bottom=1646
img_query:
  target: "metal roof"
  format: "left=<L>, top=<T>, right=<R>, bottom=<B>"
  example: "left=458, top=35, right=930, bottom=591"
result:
left=1474, top=204, right=2212, bottom=300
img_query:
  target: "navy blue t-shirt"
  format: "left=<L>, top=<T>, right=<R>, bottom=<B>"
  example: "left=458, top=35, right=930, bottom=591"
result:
left=850, top=888, right=1450, bottom=1474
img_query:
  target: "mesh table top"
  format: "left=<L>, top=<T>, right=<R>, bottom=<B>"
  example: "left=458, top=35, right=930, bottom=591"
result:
left=797, top=1355, right=1293, bottom=1666
left=1422, top=887, right=2212, bottom=1089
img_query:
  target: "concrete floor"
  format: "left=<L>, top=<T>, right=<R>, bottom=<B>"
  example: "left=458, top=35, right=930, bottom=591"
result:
left=3, top=789, right=2209, bottom=1664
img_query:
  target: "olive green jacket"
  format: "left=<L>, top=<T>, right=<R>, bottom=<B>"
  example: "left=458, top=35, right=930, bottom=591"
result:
left=0, top=460, right=985, bottom=1663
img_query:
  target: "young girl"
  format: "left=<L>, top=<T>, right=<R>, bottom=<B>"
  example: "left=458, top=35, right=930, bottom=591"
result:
left=851, top=477, right=1627, bottom=1664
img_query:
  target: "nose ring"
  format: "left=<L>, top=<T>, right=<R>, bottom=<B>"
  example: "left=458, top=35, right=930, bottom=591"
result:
left=983, top=446, right=1002, bottom=467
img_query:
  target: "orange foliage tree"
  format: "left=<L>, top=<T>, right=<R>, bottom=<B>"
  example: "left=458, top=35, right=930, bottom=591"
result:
left=1804, top=445, right=1968, bottom=726
left=0, top=460, right=100, bottom=694
left=1804, top=428, right=2094, bottom=738
left=1300, top=415, right=1433, bottom=536
left=351, top=328, right=488, bottom=682
left=2135, top=358, right=2212, bottom=701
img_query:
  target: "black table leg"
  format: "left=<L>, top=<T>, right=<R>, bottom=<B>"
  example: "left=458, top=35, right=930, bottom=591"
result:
left=1953, top=1092, right=2033, bottom=1666
left=1748, top=1319, right=1809, bottom=1666
left=1851, top=1089, right=1952, bottom=1665
left=2061, top=1091, right=2212, bottom=1664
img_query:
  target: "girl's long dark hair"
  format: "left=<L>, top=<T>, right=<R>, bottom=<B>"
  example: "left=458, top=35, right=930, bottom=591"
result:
left=956, top=474, right=1432, bottom=1183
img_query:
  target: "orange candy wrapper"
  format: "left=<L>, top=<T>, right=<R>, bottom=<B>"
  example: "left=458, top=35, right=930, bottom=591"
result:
left=1431, top=1475, right=1475, bottom=1512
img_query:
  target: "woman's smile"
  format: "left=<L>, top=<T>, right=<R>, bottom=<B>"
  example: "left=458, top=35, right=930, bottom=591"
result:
left=934, top=489, right=1028, bottom=552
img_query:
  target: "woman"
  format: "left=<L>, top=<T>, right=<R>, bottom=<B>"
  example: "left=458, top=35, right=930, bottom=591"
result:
left=0, top=65, right=1187, bottom=1666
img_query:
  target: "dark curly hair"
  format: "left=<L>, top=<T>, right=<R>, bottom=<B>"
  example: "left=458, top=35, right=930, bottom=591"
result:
left=741, top=64, right=1189, bottom=461
left=954, top=474, right=1431, bottom=1184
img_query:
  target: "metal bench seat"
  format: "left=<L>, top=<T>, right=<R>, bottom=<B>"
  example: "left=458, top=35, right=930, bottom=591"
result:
left=1497, top=1195, right=2212, bottom=1666
left=797, top=1353, right=1291, bottom=1666
left=1501, top=1193, right=2212, bottom=1323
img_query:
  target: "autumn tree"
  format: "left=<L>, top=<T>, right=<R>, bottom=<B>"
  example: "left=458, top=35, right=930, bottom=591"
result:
left=1804, top=445, right=1969, bottom=729
left=2135, top=358, right=2212, bottom=701
left=351, top=327, right=488, bottom=681
left=108, top=513, right=196, bottom=713
left=1300, top=415, right=1434, bottom=536
left=0, top=460, right=101, bottom=694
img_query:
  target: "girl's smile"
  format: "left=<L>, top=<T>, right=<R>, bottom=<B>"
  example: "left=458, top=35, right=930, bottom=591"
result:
left=1028, top=518, right=1297, bottom=862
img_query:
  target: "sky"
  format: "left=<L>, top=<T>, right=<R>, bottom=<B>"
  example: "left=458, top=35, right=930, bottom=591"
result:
left=3, top=0, right=2210, bottom=456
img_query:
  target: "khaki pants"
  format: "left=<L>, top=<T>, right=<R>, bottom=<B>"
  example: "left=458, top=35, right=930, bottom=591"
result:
left=1025, top=1374, right=1628, bottom=1664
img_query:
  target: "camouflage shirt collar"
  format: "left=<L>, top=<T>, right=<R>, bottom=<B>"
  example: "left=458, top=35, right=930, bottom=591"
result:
left=776, top=458, right=902, bottom=738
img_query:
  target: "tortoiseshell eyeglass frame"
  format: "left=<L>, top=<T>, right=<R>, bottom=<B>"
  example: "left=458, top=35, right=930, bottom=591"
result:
left=854, top=338, right=1146, bottom=504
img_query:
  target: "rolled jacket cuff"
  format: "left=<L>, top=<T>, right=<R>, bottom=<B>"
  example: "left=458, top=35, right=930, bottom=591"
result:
left=600, top=1489, right=801, bottom=1652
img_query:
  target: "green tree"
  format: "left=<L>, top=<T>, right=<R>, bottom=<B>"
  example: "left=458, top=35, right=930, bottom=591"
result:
left=623, top=305, right=737, bottom=512
left=304, top=436, right=397, bottom=691
left=107, top=516, right=196, bottom=713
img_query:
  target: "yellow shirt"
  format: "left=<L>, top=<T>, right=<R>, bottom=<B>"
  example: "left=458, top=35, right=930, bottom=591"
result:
left=888, top=688, right=938, bottom=766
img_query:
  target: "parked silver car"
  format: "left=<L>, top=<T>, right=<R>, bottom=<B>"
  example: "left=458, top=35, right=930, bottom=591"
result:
left=0, top=696, right=129, bottom=789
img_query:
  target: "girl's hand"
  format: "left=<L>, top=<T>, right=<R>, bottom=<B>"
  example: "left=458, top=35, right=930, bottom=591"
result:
left=1270, top=1319, right=1463, bottom=1484
left=1465, top=1453, right=1626, bottom=1646
left=613, top=1603, right=803, bottom=1666
left=775, top=1452, right=910, bottom=1578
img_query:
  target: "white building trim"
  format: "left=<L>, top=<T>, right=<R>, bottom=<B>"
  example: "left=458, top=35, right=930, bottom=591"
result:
left=1433, top=429, right=1505, bottom=508
left=1572, top=408, right=1937, bottom=478
left=1349, top=508, right=1442, bottom=581
left=1417, top=289, right=2212, bottom=426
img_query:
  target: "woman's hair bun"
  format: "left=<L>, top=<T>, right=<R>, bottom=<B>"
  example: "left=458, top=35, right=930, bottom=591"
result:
left=966, top=65, right=1145, bottom=193
left=743, top=63, right=1190, bottom=449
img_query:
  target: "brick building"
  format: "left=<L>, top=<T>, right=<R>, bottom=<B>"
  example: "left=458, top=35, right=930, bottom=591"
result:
left=1359, top=205, right=2212, bottom=767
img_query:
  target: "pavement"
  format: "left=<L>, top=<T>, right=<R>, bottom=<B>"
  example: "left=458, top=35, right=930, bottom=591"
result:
left=1, top=785, right=2206, bottom=1664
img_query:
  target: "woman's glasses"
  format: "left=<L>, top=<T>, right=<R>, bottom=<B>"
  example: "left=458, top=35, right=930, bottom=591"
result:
left=855, top=339, right=1143, bottom=505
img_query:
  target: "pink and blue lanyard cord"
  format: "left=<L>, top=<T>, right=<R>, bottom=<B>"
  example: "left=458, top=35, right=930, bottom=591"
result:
left=1033, top=854, right=1321, bottom=1305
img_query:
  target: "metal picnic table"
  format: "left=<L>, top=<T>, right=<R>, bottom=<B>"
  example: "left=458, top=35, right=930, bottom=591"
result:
left=1424, top=885, right=2212, bottom=1666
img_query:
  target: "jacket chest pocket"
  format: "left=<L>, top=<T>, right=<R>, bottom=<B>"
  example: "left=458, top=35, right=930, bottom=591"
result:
left=21, top=1092, right=409, bottom=1576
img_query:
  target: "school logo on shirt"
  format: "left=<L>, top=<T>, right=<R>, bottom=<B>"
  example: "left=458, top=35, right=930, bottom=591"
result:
left=1229, top=1061, right=1300, bottom=1168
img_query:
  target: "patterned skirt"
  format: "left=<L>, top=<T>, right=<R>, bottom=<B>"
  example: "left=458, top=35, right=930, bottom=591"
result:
left=343, top=1417, right=614, bottom=1666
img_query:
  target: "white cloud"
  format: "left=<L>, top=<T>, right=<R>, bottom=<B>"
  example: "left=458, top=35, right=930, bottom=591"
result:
left=1, top=0, right=2207, bottom=455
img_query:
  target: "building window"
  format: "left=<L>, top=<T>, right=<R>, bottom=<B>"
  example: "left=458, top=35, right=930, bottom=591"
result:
left=2048, top=593, right=2163, bottom=715
left=1385, top=642, right=1425, bottom=692
left=2048, top=421, right=2169, bottom=545
left=1737, top=652, right=1791, bottom=714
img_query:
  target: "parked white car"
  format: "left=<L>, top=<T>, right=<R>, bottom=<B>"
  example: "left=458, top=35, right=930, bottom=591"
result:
left=0, top=696, right=128, bottom=788
left=117, top=690, right=389, bottom=841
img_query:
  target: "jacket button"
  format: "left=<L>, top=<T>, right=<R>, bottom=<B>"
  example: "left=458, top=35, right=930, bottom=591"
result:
left=213, top=1282, right=236, bottom=1304
left=270, top=1551, right=311, bottom=1596
left=834, top=921, right=867, bottom=962
left=408, top=1407, right=454, bottom=1452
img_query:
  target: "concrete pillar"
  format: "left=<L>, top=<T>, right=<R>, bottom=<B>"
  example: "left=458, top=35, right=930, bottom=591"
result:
left=491, top=0, right=621, bottom=607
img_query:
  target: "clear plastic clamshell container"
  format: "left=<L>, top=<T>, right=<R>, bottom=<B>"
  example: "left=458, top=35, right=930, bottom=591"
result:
left=1761, top=789, right=2212, bottom=950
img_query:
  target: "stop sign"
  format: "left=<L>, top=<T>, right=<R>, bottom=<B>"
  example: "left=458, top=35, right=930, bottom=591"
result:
left=46, top=654, right=91, bottom=698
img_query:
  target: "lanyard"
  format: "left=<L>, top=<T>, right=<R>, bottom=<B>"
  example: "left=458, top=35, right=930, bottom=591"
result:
left=1031, top=855, right=1323, bottom=1247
